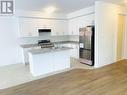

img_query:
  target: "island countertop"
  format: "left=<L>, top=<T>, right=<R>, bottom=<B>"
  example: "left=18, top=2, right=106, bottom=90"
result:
left=20, top=41, right=79, bottom=48
left=28, top=47, right=71, bottom=76
left=28, top=47, right=72, bottom=55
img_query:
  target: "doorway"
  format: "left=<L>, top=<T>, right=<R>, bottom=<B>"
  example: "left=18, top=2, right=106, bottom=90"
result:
left=116, top=15, right=126, bottom=61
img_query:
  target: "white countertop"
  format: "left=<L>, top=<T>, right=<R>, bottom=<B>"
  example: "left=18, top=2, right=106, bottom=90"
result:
left=28, top=47, right=72, bottom=55
left=20, top=41, right=79, bottom=48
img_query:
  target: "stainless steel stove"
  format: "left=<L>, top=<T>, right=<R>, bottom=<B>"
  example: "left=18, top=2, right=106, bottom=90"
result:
left=38, top=40, right=54, bottom=48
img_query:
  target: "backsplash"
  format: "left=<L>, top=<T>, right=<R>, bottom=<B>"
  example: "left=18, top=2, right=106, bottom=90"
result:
left=69, top=35, right=79, bottom=42
left=19, top=35, right=79, bottom=45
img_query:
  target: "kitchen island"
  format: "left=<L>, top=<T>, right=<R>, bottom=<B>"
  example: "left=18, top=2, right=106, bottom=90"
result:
left=28, top=47, right=71, bottom=76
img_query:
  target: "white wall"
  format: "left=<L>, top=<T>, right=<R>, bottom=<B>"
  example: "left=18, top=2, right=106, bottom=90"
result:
left=94, top=1, right=121, bottom=68
left=0, top=16, right=22, bottom=66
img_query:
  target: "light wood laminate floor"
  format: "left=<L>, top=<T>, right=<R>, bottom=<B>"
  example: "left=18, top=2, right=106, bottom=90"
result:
left=0, top=58, right=92, bottom=89
left=0, top=60, right=127, bottom=95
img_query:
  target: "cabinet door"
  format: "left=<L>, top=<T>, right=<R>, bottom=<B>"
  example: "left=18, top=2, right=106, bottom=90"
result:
left=60, top=43, right=79, bottom=59
left=29, top=53, right=54, bottom=76
left=19, top=18, right=39, bottom=37
left=53, top=51, right=70, bottom=71
left=68, top=19, right=80, bottom=36
left=70, top=44, right=79, bottom=59
left=68, top=21, right=73, bottom=35
left=23, top=48, right=32, bottom=64
left=51, top=20, right=68, bottom=36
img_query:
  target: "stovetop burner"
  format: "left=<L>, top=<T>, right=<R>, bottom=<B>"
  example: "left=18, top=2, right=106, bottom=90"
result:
left=38, top=40, right=54, bottom=48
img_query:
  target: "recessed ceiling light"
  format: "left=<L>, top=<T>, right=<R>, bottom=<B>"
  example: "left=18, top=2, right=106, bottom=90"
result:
left=44, top=6, right=57, bottom=14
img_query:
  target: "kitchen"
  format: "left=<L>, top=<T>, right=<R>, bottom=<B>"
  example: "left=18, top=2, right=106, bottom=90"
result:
left=20, top=23, right=94, bottom=76
left=0, top=0, right=127, bottom=95
left=17, top=5, right=95, bottom=77
left=0, top=0, right=127, bottom=94
left=17, top=0, right=126, bottom=76
left=0, top=0, right=127, bottom=90
left=21, top=29, right=80, bottom=76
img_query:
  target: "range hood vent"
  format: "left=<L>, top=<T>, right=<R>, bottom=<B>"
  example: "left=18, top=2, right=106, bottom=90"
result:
left=38, top=29, right=51, bottom=33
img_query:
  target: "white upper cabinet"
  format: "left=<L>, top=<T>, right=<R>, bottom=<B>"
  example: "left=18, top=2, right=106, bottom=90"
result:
left=19, top=18, right=39, bottom=37
left=68, top=19, right=79, bottom=35
left=18, top=18, right=68, bottom=37
left=68, top=14, right=95, bottom=36
left=51, top=20, right=68, bottom=36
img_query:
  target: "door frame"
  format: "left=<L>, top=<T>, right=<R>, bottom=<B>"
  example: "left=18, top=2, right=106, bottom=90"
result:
left=114, top=14, right=127, bottom=61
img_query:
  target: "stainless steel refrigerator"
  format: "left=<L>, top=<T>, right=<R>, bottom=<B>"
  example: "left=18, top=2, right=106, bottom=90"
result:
left=79, top=26, right=94, bottom=66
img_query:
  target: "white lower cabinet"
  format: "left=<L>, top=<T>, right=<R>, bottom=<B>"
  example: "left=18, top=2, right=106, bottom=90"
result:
left=22, top=47, right=40, bottom=65
left=29, top=50, right=70, bottom=76
left=70, top=44, right=79, bottom=59
left=53, top=51, right=70, bottom=72
left=29, top=53, right=54, bottom=76
left=22, top=48, right=32, bottom=64
left=59, top=43, right=79, bottom=59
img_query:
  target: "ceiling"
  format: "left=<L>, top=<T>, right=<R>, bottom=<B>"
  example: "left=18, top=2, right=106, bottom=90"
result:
left=15, top=0, right=126, bottom=14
